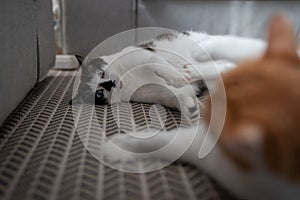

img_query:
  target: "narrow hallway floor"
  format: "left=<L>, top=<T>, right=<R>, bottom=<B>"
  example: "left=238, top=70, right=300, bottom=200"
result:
left=0, top=70, right=233, bottom=200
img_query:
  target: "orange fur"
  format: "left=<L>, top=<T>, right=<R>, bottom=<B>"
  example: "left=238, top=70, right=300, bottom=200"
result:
left=205, top=15, right=300, bottom=181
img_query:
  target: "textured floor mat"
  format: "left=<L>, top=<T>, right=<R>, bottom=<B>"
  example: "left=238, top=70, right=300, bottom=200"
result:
left=0, top=70, right=233, bottom=200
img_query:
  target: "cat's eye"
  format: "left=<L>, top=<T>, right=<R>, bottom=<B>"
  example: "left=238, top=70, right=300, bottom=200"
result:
left=96, top=89, right=103, bottom=98
left=98, top=71, right=105, bottom=78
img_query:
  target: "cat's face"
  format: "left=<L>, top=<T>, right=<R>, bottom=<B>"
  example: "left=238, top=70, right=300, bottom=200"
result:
left=70, top=55, right=116, bottom=105
left=204, top=15, right=300, bottom=181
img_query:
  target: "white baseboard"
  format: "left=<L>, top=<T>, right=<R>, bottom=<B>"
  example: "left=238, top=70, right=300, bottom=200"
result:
left=54, top=55, right=79, bottom=69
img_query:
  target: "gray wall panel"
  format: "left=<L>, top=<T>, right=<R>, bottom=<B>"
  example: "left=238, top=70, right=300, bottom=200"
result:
left=62, top=1, right=300, bottom=55
left=0, top=0, right=55, bottom=125
left=62, top=0, right=135, bottom=55
left=0, top=0, right=37, bottom=125
left=37, top=0, right=56, bottom=80
left=138, top=0, right=300, bottom=40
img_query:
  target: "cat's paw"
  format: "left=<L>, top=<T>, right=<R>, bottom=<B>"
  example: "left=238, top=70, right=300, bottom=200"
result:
left=166, top=74, right=190, bottom=88
left=177, top=95, right=199, bottom=119
left=179, top=68, right=193, bottom=80
left=155, top=70, right=190, bottom=88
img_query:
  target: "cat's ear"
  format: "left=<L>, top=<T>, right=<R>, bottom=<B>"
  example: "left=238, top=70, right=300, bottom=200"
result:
left=265, top=14, right=298, bottom=60
left=75, top=55, right=85, bottom=66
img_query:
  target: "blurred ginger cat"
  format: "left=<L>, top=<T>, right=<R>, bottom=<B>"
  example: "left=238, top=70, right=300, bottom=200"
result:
left=104, top=15, right=300, bottom=200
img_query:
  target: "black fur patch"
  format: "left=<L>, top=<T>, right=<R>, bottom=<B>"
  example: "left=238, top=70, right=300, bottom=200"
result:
left=156, top=33, right=178, bottom=41
left=138, top=41, right=155, bottom=52
left=182, top=31, right=190, bottom=36
left=99, top=80, right=116, bottom=91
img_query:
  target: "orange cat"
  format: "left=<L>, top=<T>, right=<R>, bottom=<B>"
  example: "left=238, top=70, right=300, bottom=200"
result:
left=104, top=15, right=300, bottom=199
left=206, top=14, right=300, bottom=182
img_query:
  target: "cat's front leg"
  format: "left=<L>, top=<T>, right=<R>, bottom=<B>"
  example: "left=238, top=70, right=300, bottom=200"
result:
left=130, top=83, right=199, bottom=119
left=173, top=92, right=199, bottom=119
left=103, top=126, right=204, bottom=165
left=102, top=128, right=257, bottom=200
left=147, top=55, right=191, bottom=88
left=155, top=68, right=190, bottom=88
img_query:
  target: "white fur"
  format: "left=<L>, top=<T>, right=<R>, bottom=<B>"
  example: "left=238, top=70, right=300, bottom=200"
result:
left=102, top=33, right=300, bottom=199
left=96, top=32, right=265, bottom=118
left=103, top=124, right=300, bottom=200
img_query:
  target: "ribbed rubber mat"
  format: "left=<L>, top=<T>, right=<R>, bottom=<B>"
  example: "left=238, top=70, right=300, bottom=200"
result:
left=0, top=70, right=234, bottom=200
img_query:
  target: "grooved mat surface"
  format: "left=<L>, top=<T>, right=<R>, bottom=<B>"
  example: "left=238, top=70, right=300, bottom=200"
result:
left=0, top=70, right=233, bottom=200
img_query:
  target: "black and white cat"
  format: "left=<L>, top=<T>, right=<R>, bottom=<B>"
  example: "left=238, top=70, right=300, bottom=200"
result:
left=70, top=31, right=265, bottom=118
left=102, top=16, right=300, bottom=200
